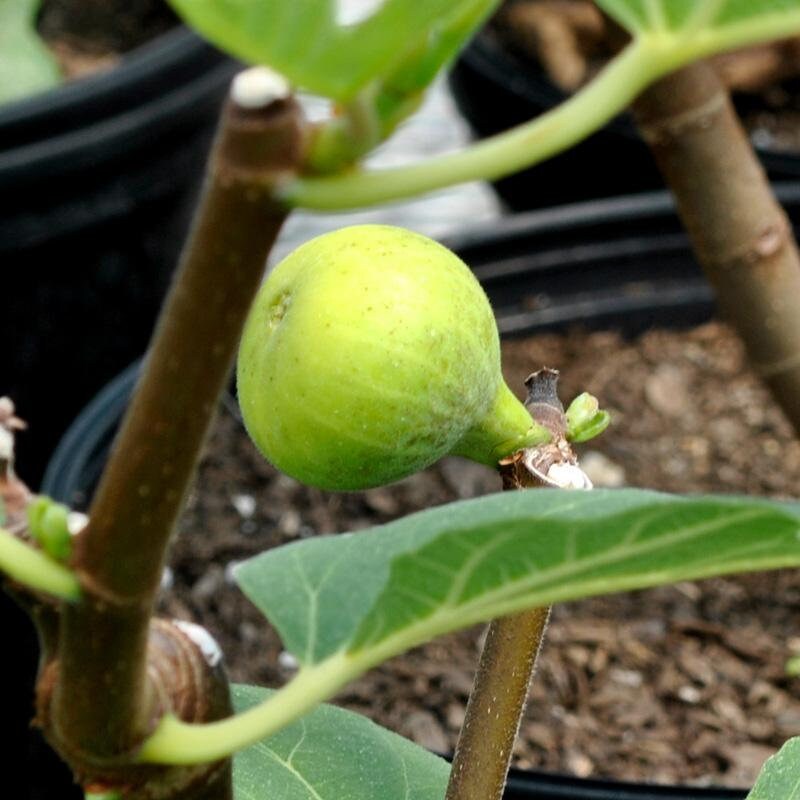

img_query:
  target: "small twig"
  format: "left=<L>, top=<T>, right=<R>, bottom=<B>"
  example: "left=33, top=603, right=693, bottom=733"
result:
left=445, top=369, right=592, bottom=800
left=446, top=607, right=551, bottom=800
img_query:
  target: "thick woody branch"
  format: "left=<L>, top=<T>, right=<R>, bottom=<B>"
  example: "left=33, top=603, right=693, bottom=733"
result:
left=46, top=88, right=306, bottom=788
left=633, top=60, right=800, bottom=433
left=41, top=619, right=234, bottom=799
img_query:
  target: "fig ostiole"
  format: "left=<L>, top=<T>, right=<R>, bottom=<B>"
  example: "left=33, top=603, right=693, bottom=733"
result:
left=237, top=224, right=548, bottom=491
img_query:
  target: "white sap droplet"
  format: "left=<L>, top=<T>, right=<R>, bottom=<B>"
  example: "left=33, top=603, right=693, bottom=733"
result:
left=66, top=512, right=89, bottom=536
left=546, top=462, right=593, bottom=490
left=173, top=620, right=223, bottom=668
left=231, top=66, right=291, bottom=109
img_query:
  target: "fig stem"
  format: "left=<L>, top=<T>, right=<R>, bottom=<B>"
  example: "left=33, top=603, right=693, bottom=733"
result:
left=45, top=87, right=307, bottom=790
left=445, top=370, right=586, bottom=800
left=445, top=607, right=551, bottom=800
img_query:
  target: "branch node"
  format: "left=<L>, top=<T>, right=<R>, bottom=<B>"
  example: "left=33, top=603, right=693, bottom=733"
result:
left=499, top=368, right=593, bottom=490
left=39, top=618, right=233, bottom=799
left=638, top=90, right=726, bottom=144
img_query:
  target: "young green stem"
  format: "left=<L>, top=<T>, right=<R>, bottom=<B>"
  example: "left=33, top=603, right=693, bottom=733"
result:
left=279, top=40, right=657, bottom=210
left=46, top=91, right=307, bottom=788
left=633, top=61, right=800, bottom=434
left=276, top=6, right=800, bottom=212
left=446, top=370, right=584, bottom=800
left=0, top=526, right=80, bottom=601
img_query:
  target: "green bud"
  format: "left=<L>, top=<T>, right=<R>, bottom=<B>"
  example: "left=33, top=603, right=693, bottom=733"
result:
left=566, top=392, right=610, bottom=443
left=566, top=392, right=598, bottom=429
left=786, top=655, right=800, bottom=677
left=27, top=497, right=73, bottom=562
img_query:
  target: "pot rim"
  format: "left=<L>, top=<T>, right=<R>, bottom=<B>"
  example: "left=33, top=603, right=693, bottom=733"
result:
left=504, top=765, right=746, bottom=798
left=442, top=183, right=800, bottom=251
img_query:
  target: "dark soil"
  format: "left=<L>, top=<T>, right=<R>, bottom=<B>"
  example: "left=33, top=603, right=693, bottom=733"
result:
left=38, top=0, right=177, bottom=80
left=162, top=321, right=800, bottom=788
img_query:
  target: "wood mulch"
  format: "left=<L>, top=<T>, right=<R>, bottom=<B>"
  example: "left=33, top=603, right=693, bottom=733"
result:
left=163, top=321, right=800, bottom=788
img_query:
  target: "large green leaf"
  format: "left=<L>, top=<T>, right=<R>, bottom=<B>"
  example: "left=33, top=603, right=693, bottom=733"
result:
left=0, top=0, right=61, bottom=105
left=596, top=0, right=800, bottom=58
left=598, top=0, right=800, bottom=32
left=167, top=0, right=498, bottom=102
left=746, top=737, right=800, bottom=799
left=140, top=489, right=800, bottom=764
left=232, top=684, right=449, bottom=800
left=236, top=489, right=800, bottom=667
left=281, top=0, right=800, bottom=209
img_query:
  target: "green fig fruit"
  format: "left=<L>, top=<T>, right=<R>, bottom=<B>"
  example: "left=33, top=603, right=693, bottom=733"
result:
left=237, top=225, right=547, bottom=491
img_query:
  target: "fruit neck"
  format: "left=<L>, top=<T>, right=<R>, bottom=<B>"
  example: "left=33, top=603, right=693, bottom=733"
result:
left=451, top=382, right=550, bottom=467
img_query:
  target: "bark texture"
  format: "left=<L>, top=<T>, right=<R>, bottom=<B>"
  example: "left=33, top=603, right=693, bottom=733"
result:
left=40, top=92, right=306, bottom=796
left=633, top=61, right=800, bottom=433
left=445, top=607, right=551, bottom=800
left=446, top=370, right=584, bottom=800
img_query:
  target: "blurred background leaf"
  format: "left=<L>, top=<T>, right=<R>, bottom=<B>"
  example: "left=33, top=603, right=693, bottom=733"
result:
left=0, top=0, right=61, bottom=105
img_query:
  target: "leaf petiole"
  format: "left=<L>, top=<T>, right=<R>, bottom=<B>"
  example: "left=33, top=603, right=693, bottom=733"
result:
left=278, top=39, right=659, bottom=210
left=0, top=526, right=81, bottom=601
left=280, top=5, right=800, bottom=211
left=138, top=650, right=363, bottom=765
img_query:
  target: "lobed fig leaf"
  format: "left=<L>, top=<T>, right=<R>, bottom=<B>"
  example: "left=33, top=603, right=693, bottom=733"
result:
left=237, top=225, right=546, bottom=491
left=167, top=0, right=499, bottom=104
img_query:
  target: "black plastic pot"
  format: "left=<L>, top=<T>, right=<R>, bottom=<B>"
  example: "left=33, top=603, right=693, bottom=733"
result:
left=41, top=188, right=785, bottom=797
left=2, top=28, right=237, bottom=800
left=449, top=28, right=800, bottom=210
left=2, top=25, right=238, bottom=485
left=504, top=766, right=744, bottom=799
